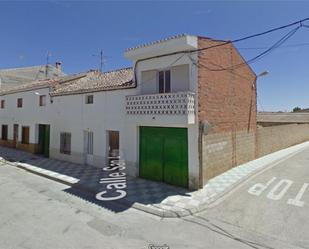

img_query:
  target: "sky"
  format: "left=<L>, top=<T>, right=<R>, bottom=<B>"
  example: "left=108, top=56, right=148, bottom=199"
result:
left=0, top=0, right=309, bottom=111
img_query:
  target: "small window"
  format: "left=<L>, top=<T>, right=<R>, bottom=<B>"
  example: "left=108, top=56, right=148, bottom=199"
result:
left=60, top=132, right=71, bottom=154
left=1, top=125, right=8, bottom=140
left=85, top=95, right=94, bottom=104
left=17, top=98, right=23, bottom=108
left=1, top=100, right=5, bottom=109
left=39, top=95, right=46, bottom=106
left=158, top=70, right=171, bottom=93
left=22, top=126, right=30, bottom=144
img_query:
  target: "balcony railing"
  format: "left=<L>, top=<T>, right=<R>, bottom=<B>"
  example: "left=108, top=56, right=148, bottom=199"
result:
left=125, top=91, right=195, bottom=116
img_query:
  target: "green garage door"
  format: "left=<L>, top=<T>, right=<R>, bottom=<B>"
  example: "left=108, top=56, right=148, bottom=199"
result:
left=139, top=127, right=188, bottom=188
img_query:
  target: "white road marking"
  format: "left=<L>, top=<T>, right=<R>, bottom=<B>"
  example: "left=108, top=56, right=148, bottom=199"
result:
left=267, top=179, right=293, bottom=200
left=248, top=177, right=277, bottom=196
left=287, top=183, right=308, bottom=207
left=248, top=177, right=308, bottom=207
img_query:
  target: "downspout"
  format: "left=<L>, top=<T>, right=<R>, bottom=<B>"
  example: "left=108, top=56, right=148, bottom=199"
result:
left=198, top=121, right=204, bottom=189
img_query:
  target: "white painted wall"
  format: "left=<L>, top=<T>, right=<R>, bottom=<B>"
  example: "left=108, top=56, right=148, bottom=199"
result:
left=0, top=35, right=201, bottom=189
left=50, top=88, right=140, bottom=176
left=0, top=88, right=53, bottom=144
left=131, top=46, right=200, bottom=189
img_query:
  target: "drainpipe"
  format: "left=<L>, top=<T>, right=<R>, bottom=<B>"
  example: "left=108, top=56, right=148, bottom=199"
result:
left=198, top=121, right=203, bottom=189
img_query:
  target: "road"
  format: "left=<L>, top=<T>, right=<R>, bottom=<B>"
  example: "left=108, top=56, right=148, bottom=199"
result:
left=0, top=147, right=308, bottom=249
left=198, top=147, right=309, bottom=249
left=0, top=163, right=262, bottom=249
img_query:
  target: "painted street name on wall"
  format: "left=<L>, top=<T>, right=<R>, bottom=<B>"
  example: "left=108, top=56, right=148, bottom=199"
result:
left=95, top=157, right=127, bottom=201
left=248, top=177, right=308, bottom=207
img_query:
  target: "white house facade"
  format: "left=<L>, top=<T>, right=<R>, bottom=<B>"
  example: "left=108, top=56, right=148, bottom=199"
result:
left=0, top=34, right=257, bottom=190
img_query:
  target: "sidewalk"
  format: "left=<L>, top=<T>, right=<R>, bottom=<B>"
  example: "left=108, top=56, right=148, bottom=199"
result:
left=1, top=141, right=309, bottom=217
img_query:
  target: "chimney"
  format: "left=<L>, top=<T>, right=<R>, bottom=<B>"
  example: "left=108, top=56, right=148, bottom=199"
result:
left=55, top=61, right=62, bottom=71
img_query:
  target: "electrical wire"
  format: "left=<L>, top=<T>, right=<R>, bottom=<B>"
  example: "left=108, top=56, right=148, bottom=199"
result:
left=302, top=23, right=309, bottom=28
left=193, top=17, right=309, bottom=53
left=199, top=25, right=301, bottom=72
left=133, top=17, right=309, bottom=84
left=236, top=42, right=309, bottom=50
left=133, top=53, right=187, bottom=89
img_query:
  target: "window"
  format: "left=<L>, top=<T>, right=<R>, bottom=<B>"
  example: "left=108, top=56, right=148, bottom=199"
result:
left=158, top=70, right=171, bottom=93
left=17, top=98, right=23, bottom=108
left=39, top=95, right=46, bottom=106
left=1, top=100, right=5, bottom=109
left=1, top=125, right=8, bottom=140
left=85, top=95, right=94, bottom=104
left=60, top=132, right=71, bottom=154
left=22, top=126, right=30, bottom=144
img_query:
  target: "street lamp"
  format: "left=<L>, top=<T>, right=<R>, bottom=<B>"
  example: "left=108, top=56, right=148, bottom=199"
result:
left=257, top=71, right=269, bottom=78
left=255, top=71, right=269, bottom=112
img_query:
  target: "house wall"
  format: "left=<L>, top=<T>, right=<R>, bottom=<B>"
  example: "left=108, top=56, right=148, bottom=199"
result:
left=130, top=51, right=200, bottom=189
left=50, top=88, right=139, bottom=176
left=0, top=54, right=200, bottom=189
left=0, top=88, right=53, bottom=153
left=197, top=37, right=257, bottom=183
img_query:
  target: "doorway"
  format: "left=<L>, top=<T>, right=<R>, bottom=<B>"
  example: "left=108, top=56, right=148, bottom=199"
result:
left=38, top=124, right=50, bottom=157
left=83, top=130, right=94, bottom=165
left=13, top=124, right=19, bottom=148
left=107, top=131, right=119, bottom=158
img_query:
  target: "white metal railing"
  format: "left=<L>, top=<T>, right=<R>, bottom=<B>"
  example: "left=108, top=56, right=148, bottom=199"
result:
left=125, top=91, right=195, bottom=115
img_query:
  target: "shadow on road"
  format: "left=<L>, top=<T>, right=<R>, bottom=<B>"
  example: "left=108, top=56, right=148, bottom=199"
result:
left=0, top=146, right=190, bottom=213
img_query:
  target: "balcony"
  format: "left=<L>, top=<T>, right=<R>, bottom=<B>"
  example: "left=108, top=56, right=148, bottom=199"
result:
left=125, top=91, right=195, bottom=124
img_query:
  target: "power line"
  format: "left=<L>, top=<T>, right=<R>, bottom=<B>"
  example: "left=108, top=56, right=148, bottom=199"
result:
left=198, top=25, right=301, bottom=72
left=236, top=42, right=309, bottom=50
left=133, top=17, right=309, bottom=83
left=302, top=23, right=309, bottom=28
left=193, top=17, right=309, bottom=53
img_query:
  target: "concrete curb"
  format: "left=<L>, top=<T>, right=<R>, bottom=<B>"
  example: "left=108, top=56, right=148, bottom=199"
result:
left=2, top=141, right=309, bottom=218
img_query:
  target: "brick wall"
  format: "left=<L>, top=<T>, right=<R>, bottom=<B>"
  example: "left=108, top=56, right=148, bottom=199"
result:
left=202, top=124, right=309, bottom=184
left=197, top=37, right=257, bottom=183
left=257, top=124, right=309, bottom=157
left=202, top=131, right=255, bottom=181
left=197, top=37, right=257, bottom=133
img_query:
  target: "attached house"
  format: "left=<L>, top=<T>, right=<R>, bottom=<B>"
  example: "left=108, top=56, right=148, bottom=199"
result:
left=0, top=34, right=256, bottom=190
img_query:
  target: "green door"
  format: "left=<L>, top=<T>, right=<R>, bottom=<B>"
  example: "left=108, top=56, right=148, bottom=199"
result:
left=38, top=124, right=50, bottom=157
left=139, top=127, right=164, bottom=182
left=139, top=127, right=188, bottom=188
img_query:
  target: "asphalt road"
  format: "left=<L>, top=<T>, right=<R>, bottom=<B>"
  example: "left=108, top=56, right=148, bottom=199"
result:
left=0, top=146, right=308, bottom=249
left=0, top=163, right=264, bottom=249
left=198, top=146, right=309, bottom=249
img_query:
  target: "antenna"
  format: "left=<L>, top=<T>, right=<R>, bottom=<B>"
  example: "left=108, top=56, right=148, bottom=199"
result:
left=92, top=50, right=107, bottom=73
left=45, top=51, right=51, bottom=79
